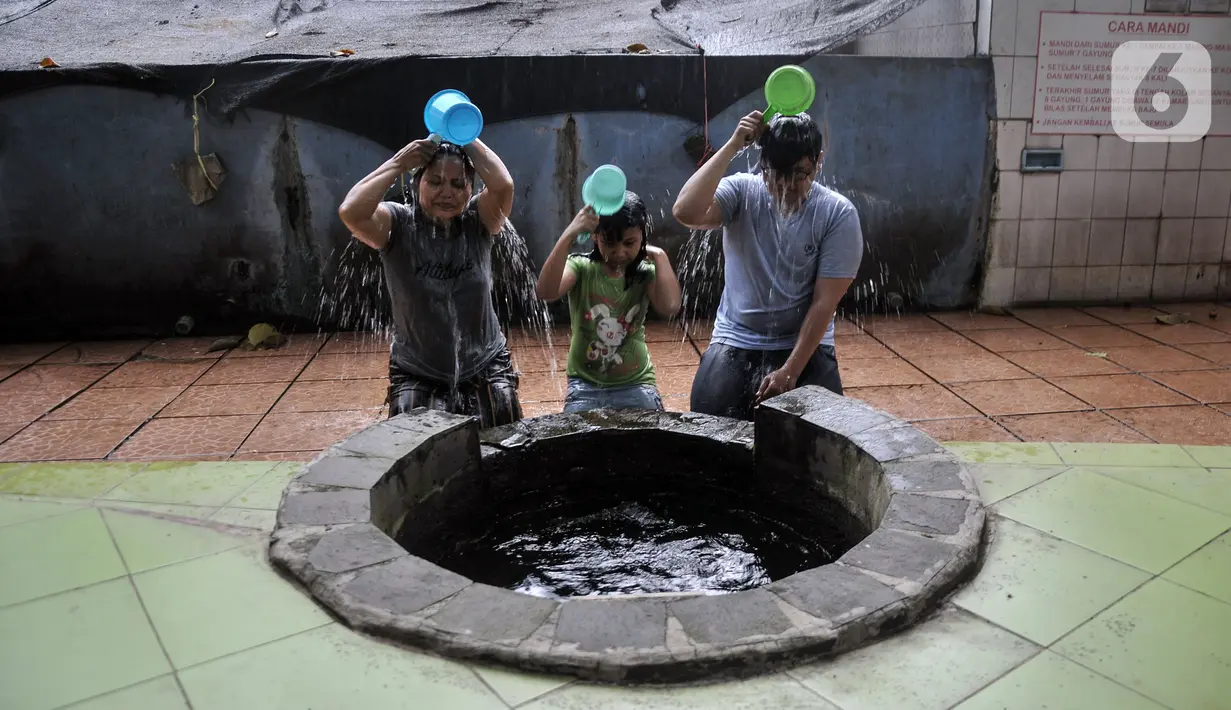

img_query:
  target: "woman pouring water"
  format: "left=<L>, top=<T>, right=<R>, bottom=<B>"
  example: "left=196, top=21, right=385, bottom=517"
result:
left=337, top=131, right=523, bottom=427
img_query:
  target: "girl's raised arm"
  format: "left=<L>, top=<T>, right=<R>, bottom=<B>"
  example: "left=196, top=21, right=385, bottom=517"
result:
left=536, top=207, right=599, bottom=302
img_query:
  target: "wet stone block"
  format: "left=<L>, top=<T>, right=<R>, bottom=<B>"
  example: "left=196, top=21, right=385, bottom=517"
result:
left=842, top=528, right=959, bottom=582
left=849, top=422, right=944, bottom=463
left=279, top=489, right=370, bottom=526
left=478, top=421, right=531, bottom=448
left=307, top=524, right=406, bottom=574
left=429, top=585, right=557, bottom=644
left=769, top=563, right=904, bottom=623
left=668, top=589, right=793, bottom=644
left=883, top=456, right=966, bottom=492
left=555, top=598, right=667, bottom=653
left=344, top=556, right=471, bottom=615
left=883, top=493, right=970, bottom=536
left=520, top=413, right=602, bottom=442
left=801, top=400, right=896, bottom=439
left=339, top=409, right=473, bottom=460
left=298, top=450, right=397, bottom=490
left=386, top=408, right=471, bottom=432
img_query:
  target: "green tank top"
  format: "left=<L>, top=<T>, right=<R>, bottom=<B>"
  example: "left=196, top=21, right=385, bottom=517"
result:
left=564, top=255, right=657, bottom=387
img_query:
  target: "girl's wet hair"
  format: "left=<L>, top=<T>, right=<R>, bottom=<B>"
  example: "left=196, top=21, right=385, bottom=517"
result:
left=587, top=190, right=651, bottom=290
left=757, top=113, right=823, bottom=175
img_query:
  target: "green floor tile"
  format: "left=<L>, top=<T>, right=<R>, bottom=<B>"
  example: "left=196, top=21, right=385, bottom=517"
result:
left=63, top=675, right=190, bottom=710
left=0, top=578, right=171, bottom=710
left=1163, top=532, right=1231, bottom=604
left=0, top=462, right=145, bottom=499
left=224, top=462, right=301, bottom=510
left=102, top=508, right=256, bottom=574
left=994, top=469, right=1231, bottom=574
left=96, top=500, right=218, bottom=520
left=945, top=442, right=1063, bottom=465
left=210, top=507, right=277, bottom=532
left=788, top=608, right=1038, bottom=710
left=967, top=464, right=1067, bottom=504
left=0, top=496, right=83, bottom=528
left=1054, top=578, right=1231, bottom=710
left=1087, top=465, right=1231, bottom=516
left=178, top=624, right=507, bottom=710
left=1052, top=443, right=1201, bottom=468
left=953, top=651, right=1166, bottom=710
left=133, top=544, right=331, bottom=668
left=0, top=508, right=126, bottom=607
left=521, top=673, right=836, bottom=709
left=1183, top=445, right=1231, bottom=469
left=101, top=461, right=275, bottom=507
left=953, top=518, right=1149, bottom=645
left=471, top=664, right=572, bottom=706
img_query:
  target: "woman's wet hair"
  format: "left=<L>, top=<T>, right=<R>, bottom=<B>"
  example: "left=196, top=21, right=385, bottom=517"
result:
left=588, top=190, right=651, bottom=290
left=757, top=113, right=823, bottom=175
left=415, top=141, right=477, bottom=187
left=406, top=141, right=478, bottom=228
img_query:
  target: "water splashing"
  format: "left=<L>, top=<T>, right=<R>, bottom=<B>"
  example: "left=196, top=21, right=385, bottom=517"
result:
left=315, top=239, right=393, bottom=349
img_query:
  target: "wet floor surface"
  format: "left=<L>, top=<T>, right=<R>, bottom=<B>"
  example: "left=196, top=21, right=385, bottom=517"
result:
left=0, top=303, right=1229, bottom=463
left=1, top=443, right=1228, bottom=709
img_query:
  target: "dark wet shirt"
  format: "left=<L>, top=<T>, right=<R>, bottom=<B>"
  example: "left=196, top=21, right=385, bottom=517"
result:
left=379, top=197, right=505, bottom=383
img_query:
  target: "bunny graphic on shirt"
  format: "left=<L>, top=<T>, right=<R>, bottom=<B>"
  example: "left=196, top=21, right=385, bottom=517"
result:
left=584, top=303, right=639, bottom=373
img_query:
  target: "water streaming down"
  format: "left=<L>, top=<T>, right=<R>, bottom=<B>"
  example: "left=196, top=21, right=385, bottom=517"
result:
left=315, top=239, right=394, bottom=349
left=316, top=186, right=561, bottom=395
left=490, top=218, right=561, bottom=390
left=673, top=142, right=917, bottom=340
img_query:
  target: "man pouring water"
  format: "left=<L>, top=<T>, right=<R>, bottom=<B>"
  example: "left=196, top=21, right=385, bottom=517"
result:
left=671, top=108, right=864, bottom=421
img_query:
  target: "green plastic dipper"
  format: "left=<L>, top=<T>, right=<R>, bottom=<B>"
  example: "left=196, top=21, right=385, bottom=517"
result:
left=764, top=65, right=816, bottom=120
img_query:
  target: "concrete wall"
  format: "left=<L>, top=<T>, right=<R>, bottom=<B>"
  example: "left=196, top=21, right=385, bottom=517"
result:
left=840, top=0, right=980, bottom=57
left=0, top=55, right=993, bottom=339
left=981, top=0, right=1231, bottom=306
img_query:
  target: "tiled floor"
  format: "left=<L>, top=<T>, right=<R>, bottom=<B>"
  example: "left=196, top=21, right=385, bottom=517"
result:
left=1, top=303, right=1230, bottom=463
left=1, top=444, right=1228, bottom=709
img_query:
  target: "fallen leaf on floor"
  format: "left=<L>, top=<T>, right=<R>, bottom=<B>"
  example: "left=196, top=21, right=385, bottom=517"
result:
left=330, top=48, right=356, bottom=57
left=265, top=29, right=278, bottom=38
left=1155, top=313, right=1190, bottom=325
left=625, top=42, right=650, bottom=53
left=208, top=336, right=243, bottom=353
left=39, top=57, right=59, bottom=68
left=244, top=323, right=286, bottom=350
left=1084, top=351, right=1108, bottom=358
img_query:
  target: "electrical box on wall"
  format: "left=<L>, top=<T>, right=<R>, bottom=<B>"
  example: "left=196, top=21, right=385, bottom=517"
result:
left=1021, top=149, right=1064, bottom=173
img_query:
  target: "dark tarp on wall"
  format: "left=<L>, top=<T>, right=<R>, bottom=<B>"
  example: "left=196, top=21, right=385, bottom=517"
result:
left=1, top=0, right=935, bottom=150
left=2, top=0, right=931, bottom=68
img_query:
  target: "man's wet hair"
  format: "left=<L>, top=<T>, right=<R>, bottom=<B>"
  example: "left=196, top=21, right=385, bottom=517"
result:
left=757, top=113, right=823, bottom=175
left=588, top=190, right=651, bottom=290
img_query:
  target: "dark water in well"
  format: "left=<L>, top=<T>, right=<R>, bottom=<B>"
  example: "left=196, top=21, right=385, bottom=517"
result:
left=427, top=482, right=852, bottom=599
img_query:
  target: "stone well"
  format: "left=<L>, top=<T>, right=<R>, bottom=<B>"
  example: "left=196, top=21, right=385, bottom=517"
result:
left=269, top=385, right=986, bottom=683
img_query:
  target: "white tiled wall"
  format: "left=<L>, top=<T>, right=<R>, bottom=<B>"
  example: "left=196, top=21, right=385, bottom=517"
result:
left=978, top=0, right=1231, bottom=307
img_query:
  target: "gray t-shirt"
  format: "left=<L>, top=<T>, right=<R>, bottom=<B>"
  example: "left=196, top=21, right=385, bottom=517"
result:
left=711, top=172, right=864, bottom=350
left=379, top=196, right=505, bottom=383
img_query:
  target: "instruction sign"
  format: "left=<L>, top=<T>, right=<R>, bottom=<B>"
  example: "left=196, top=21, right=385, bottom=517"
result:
left=1031, top=12, right=1231, bottom=136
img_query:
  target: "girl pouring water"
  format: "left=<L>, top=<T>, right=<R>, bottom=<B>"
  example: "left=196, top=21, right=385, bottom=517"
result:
left=535, top=192, right=682, bottom=412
